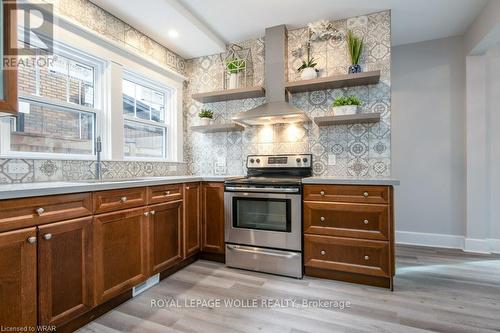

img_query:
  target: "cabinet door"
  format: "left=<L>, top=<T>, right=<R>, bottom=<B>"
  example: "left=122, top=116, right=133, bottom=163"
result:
left=0, top=227, right=37, bottom=328
left=184, top=183, right=201, bottom=258
left=201, top=182, right=225, bottom=254
left=38, top=217, right=94, bottom=326
left=93, top=207, right=149, bottom=304
left=0, top=0, right=18, bottom=114
left=150, top=200, right=183, bottom=274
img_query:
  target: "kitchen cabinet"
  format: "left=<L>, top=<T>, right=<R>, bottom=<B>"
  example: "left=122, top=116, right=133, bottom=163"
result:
left=38, top=217, right=94, bottom=326
left=149, top=200, right=183, bottom=274
left=0, top=227, right=37, bottom=328
left=184, top=183, right=201, bottom=258
left=93, top=207, right=149, bottom=304
left=0, top=0, right=18, bottom=115
left=201, top=182, right=225, bottom=254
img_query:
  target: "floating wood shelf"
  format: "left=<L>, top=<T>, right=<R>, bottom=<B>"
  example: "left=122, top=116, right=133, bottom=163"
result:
left=191, top=86, right=265, bottom=103
left=285, top=71, right=380, bottom=94
left=314, top=113, right=381, bottom=126
left=190, top=123, right=245, bottom=133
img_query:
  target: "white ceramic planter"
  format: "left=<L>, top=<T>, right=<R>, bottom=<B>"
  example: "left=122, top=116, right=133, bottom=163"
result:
left=332, top=105, right=359, bottom=116
left=199, top=118, right=212, bottom=126
left=228, top=73, right=240, bottom=89
left=300, top=67, right=317, bottom=80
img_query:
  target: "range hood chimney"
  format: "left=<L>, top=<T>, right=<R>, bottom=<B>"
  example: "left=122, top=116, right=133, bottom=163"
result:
left=232, top=25, right=310, bottom=126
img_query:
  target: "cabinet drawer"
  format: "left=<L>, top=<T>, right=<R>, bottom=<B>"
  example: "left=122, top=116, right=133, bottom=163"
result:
left=304, top=185, right=389, bottom=204
left=304, top=201, right=389, bottom=240
left=148, top=184, right=183, bottom=204
left=93, top=188, right=147, bottom=214
left=304, top=235, right=390, bottom=277
left=0, top=193, right=92, bottom=232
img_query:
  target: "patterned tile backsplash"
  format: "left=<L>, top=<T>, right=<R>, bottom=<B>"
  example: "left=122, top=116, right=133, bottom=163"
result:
left=0, top=159, right=187, bottom=184
left=184, top=11, right=392, bottom=177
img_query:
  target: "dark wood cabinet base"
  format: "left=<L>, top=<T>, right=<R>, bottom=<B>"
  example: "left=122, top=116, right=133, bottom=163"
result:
left=305, top=267, right=393, bottom=290
left=199, top=251, right=225, bottom=263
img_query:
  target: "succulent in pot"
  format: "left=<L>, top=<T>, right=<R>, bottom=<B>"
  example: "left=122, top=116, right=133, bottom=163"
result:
left=198, top=109, right=213, bottom=126
left=347, top=30, right=363, bottom=74
left=226, top=57, right=246, bottom=89
left=331, top=96, right=362, bottom=116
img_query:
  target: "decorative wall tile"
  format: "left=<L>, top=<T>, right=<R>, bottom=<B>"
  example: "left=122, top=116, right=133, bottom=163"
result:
left=34, top=160, right=63, bottom=182
left=0, top=159, right=34, bottom=184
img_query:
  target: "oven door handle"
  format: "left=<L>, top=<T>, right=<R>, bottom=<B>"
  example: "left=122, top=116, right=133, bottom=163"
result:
left=225, top=186, right=299, bottom=193
left=226, top=244, right=300, bottom=258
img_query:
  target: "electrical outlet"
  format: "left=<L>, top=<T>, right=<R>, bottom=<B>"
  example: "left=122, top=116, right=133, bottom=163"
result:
left=328, top=154, right=337, bottom=166
left=7, top=162, right=29, bottom=174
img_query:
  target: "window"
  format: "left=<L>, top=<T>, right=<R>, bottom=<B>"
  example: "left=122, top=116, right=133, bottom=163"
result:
left=122, top=73, right=174, bottom=160
left=0, top=43, right=103, bottom=158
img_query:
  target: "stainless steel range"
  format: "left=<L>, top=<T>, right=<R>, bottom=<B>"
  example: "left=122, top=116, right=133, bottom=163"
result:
left=224, top=154, right=312, bottom=278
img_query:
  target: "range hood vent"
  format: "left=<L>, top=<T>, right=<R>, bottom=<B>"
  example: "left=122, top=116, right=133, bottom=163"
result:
left=232, top=25, right=310, bottom=126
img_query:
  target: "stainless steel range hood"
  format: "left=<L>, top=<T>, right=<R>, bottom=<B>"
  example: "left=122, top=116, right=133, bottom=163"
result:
left=232, top=25, right=310, bottom=126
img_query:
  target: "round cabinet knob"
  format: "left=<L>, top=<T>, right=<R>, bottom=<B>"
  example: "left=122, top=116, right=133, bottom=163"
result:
left=250, top=159, right=255, bottom=163
left=363, top=219, right=369, bottom=225
left=165, top=191, right=170, bottom=196
left=186, top=186, right=190, bottom=190
left=364, top=255, right=370, bottom=261
left=27, top=236, right=37, bottom=244
left=302, top=158, right=308, bottom=163
left=144, top=212, right=149, bottom=217
left=256, top=159, right=261, bottom=163
left=43, top=233, right=52, bottom=240
left=150, top=210, right=156, bottom=216
left=120, top=196, right=127, bottom=203
left=320, top=190, right=325, bottom=196
left=363, top=192, right=369, bottom=198
left=36, top=207, right=45, bottom=216
left=320, top=250, right=326, bottom=256
left=320, top=216, right=325, bottom=222
left=296, top=158, right=301, bottom=163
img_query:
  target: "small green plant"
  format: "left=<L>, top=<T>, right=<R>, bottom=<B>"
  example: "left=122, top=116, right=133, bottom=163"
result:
left=226, top=57, right=246, bottom=74
left=198, top=109, right=213, bottom=118
left=347, top=30, right=363, bottom=65
left=332, top=96, right=362, bottom=107
left=297, top=57, right=318, bottom=72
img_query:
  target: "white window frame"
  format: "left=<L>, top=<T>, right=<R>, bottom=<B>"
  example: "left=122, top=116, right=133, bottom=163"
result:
left=121, top=70, right=177, bottom=162
left=0, top=41, right=107, bottom=160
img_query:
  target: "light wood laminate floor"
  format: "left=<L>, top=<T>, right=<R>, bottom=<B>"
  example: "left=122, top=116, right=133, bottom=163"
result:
left=78, top=245, right=500, bottom=333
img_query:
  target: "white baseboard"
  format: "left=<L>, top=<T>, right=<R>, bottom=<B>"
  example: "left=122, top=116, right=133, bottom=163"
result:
left=396, top=231, right=465, bottom=249
left=397, top=231, right=500, bottom=254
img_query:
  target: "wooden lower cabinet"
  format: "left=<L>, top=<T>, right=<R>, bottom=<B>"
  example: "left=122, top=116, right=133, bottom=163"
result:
left=149, top=200, right=183, bottom=274
left=184, top=183, right=201, bottom=258
left=0, top=227, right=37, bottom=328
left=201, top=182, right=225, bottom=254
left=38, top=217, right=94, bottom=326
left=93, top=207, right=149, bottom=304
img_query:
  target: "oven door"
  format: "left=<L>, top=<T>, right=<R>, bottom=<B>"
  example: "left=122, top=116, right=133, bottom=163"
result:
left=224, top=189, right=301, bottom=251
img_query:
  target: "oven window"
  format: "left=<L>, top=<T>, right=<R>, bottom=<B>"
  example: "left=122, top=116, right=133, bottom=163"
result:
left=232, top=198, right=291, bottom=232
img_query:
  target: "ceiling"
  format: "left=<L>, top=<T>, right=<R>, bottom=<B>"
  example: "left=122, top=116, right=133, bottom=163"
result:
left=91, top=0, right=488, bottom=59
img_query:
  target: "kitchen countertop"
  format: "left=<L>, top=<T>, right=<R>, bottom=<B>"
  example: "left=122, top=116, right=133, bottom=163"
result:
left=301, top=177, right=400, bottom=186
left=0, top=175, right=399, bottom=200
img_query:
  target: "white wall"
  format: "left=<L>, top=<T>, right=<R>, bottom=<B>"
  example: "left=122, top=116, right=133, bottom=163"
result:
left=392, top=36, right=467, bottom=244
left=465, top=0, right=500, bottom=55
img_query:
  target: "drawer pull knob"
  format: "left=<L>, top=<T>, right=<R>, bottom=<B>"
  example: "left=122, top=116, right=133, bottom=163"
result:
left=320, top=190, right=325, bottom=196
left=27, top=236, right=37, bottom=244
left=363, top=192, right=369, bottom=198
left=150, top=210, right=156, bottom=216
left=120, top=196, right=127, bottom=203
left=320, top=216, right=325, bottom=222
left=43, top=233, right=52, bottom=240
left=363, top=219, right=369, bottom=225
left=165, top=191, right=171, bottom=195
left=186, top=186, right=190, bottom=190
left=144, top=212, right=149, bottom=217
left=364, top=255, right=370, bottom=261
left=36, top=207, right=45, bottom=216
left=320, top=250, right=326, bottom=256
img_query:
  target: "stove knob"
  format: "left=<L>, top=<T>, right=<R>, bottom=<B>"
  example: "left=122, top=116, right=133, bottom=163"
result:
left=250, top=158, right=255, bottom=163
left=302, top=157, right=308, bottom=163
left=296, top=158, right=301, bottom=163
left=256, top=159, right=260, bottom=163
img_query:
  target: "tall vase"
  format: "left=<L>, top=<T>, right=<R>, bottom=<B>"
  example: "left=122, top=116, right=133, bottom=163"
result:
left=228, top=73, right=240, bottom=89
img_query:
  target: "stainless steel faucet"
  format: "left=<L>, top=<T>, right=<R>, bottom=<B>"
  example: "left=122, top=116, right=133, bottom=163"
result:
left=96, top=136, right=102, bottom=180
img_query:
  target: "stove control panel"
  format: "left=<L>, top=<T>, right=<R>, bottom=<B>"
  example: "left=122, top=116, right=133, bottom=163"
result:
left=247, top=154, right=312, bottom=168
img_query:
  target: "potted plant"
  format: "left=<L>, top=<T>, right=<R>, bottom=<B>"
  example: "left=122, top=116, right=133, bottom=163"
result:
left=347, top=30, right=363, bottom=74
left=226, top=57, right=246, bottom=89
left=198, top=109, right=213, bottom=126
left=297, top=42, right=318, bottom=80
left=332, top=96, right=362, bottom=116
